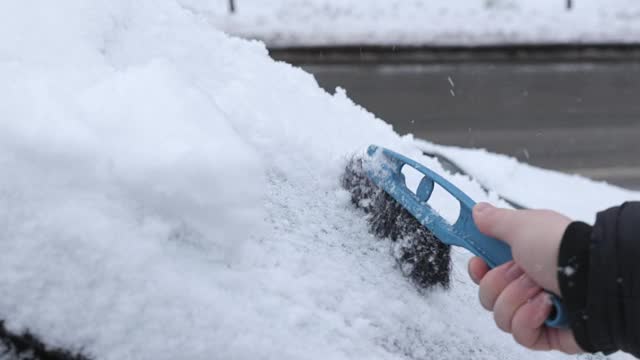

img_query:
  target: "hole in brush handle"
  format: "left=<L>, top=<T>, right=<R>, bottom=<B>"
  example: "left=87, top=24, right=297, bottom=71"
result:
left=545, top=293, right=569, bottom=328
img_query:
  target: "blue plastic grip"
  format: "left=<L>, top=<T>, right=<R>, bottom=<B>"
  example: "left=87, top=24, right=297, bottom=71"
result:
left=364, top=145, right=568, bottom=328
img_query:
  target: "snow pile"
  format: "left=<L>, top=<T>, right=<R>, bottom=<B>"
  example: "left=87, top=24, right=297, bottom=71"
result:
left=193, top=0, right=640, bottom=47
left=0, top=1, right=638, bottom=360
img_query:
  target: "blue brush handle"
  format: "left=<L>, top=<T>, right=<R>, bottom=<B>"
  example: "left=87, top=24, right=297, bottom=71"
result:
left=365, top=145, right=568, bottom=328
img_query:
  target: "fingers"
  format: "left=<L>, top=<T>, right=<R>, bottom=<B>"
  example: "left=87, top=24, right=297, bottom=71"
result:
left=475, top=264, right=584, bottom=354
left=511, top=295, right=583, bottom=354
left=478, top=261, right=523, bottom=311
left=493, top=274, right=544, bottom=332
left=540, top=328, right=583, bottom=354
left=510, top=292, right=553, bottom=348
left=468, top=256, right=489, bottom=285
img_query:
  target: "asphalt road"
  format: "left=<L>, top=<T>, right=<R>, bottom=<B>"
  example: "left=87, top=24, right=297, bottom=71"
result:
left=300, top=62, right=640, bottom=190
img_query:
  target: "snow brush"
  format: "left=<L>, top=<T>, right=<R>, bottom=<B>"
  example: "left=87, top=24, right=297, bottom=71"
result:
left=342, top=145, right=568, bottom=328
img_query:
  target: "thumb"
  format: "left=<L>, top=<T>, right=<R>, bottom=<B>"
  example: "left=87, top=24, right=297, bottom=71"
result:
left=472, top=203, right=571, bottom=294
left=472, top=203, right=526, bottom=247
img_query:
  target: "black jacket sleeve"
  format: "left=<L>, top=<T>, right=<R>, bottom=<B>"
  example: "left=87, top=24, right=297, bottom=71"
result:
left=558, top=202, right=640, bottom=357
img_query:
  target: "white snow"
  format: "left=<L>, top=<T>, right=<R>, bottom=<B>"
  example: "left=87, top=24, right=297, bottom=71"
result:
left=0, top=1, right=638, bottom=360
left=193, top=0, right=640, bottom=47
left=418, top=140, right=640, bottom=223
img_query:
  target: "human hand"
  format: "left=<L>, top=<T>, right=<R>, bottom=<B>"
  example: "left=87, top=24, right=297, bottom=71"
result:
left=468, top=202, right=582, bottom=353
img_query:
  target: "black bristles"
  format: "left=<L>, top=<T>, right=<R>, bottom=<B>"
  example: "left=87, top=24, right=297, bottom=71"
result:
left=342, top=157, right=451, bottom=289
left=0, top=321, right=91, bottom=360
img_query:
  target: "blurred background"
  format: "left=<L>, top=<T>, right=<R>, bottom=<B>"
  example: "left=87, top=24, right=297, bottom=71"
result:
left=202, top=0, right=640, bottom=189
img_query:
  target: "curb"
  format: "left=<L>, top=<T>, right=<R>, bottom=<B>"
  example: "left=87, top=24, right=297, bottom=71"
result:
left=269, top=44, right=640, bottom=64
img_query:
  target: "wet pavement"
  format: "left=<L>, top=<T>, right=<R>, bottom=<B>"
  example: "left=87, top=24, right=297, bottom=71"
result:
left=299, top=61, right=640, bottom=189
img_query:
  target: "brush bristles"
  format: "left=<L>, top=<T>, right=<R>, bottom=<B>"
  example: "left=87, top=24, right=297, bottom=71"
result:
left=342, top=157, right=451, bottom=289
left=0, top=321, right=90, bottom=360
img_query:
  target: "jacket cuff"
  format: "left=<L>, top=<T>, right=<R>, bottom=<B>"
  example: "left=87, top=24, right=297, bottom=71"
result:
left=557, top=221, right=595, bottom=353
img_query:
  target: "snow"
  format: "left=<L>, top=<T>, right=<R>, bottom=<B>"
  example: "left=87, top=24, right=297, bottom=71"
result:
left=0, top=1, right=638, bottom=360
left=194, top=0, right=640, bottom=47
left=418, top=140, right=640, bottom=223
